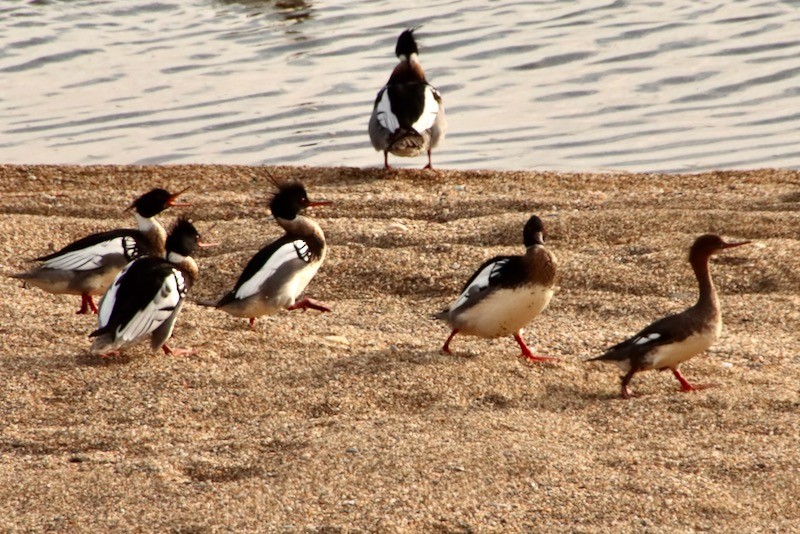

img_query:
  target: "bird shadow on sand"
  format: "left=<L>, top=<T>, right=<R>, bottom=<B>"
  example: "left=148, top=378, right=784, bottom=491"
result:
left=75, top=350, right=133, bottom=367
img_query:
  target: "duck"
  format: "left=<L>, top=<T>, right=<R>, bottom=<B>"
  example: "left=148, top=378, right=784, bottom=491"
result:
left=206, top=180, right=330, bottom=328
left=435, top=215, right=558, bottom=362
left=589, top=234, right=750, bottom=399
left=89, top=217, right=206, bottom=357
left=369, top=28, right=446, bottom=170
left=11, top=187, right=188, bottom=314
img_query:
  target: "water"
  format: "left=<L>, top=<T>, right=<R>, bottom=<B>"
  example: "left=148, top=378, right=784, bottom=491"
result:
left=2, top=0, right=800, bottom=172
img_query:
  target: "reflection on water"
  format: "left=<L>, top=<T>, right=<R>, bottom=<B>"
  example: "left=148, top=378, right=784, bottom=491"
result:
left=1, top=0, right=799, bottom=172
left=214, top=0, right=313, bottom=24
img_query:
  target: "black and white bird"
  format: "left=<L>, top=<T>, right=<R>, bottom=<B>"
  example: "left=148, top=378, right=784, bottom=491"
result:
left=589, top=234, right=750, bottom=399
left=11, top=188, right=188, bottom=314
left=206, top=181, right=330, bottom=328
left=435, top=215, right=558, bottom=362
left=89, top=217, right=205, bottom=357
left=369, top=28, right=446, bottom=170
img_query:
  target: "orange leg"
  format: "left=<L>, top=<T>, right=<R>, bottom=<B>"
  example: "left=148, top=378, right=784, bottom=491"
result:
left=441, top=329, right=459, bottom=354
left=423, top=148, right=433, bottom=170
left=620, top=368, right=637, bottom=399
left=77, top=294, right=98, bottom=315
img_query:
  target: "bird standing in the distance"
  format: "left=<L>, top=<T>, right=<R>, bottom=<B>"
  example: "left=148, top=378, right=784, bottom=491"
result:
left=589, top=234, right=750, bottom=399
left=11, top=188, right=188, bottom=314
left=205, top=180, right=331, bottom=328
left=369, top=28, right=446, bottom=170
left=435, top=215, right=558, bottom=363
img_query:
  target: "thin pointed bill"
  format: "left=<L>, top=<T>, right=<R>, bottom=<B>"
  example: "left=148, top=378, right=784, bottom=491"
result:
left=722, top=240, right=751, bottom=249
left=168, top=186, right=191, bottom=207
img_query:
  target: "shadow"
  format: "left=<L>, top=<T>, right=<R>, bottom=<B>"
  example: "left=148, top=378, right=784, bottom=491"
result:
left=75, top=350, right=133, bottom=367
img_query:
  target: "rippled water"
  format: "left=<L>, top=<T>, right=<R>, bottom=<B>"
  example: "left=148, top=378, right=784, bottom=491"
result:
left=2, top=0, right=800, bottom=172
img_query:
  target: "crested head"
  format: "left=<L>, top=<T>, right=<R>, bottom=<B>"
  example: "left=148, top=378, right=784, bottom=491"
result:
left=690, top=233, right=750, bottom=261
left=269, top=180, right=312, bottom=220
left=522, top=215, right=545, bottom=247
left=395, top=28, right=419, bottom=60
left=128, top=187, right=187, bottom=218
left=166, top=217, right=201, bottom=258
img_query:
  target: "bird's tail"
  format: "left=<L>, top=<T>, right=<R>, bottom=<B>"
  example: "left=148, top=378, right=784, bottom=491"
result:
left=432, top=308, right=449, bottom=321
left=194, top=297, right=219, bottom=308
left=388, top=130, right=426, bottom=156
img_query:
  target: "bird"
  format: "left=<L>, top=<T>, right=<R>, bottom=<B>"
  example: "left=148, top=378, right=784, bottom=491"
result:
left=369, top=28, right=446, bottom=170
left=589, top=234, right=750, bottom=399
left=435, top=215, right=558, bottom=362
left=206, top=180, right=331, bottom=328
left=11, top=187, right=188, bottom=314
left=89, top=217, right=206, bottom=357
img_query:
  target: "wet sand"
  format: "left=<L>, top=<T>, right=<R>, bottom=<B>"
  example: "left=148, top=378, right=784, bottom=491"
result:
left=1, top=164, right=799, bottom=531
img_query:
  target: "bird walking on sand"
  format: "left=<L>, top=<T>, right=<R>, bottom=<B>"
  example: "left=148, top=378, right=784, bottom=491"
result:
left=206, top=181, right=330, bottom=328
left=435, top=215, right=558, bottom=362
left=589, top=234, right=750, bottom=399
left=89, top=218, right=207, bottom=357
left=369, top=28, right=446, bottom=170
left=11, top=188, right=188, bottom=314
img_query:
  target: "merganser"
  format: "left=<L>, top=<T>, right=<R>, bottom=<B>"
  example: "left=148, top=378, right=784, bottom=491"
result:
left=435, top=215, right=558, bottom=362
left=89, top=217, right=205, bottom=356
left=11, top=188, right=188, bottom=314
left=369, top=28, right=447, bottom=170
left=207, top=181, right=330, bottom=328
left=589, top=234, right=750, bottom=399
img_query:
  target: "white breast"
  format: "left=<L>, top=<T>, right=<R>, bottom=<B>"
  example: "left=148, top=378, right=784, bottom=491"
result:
left=644, top=326, right=719, bottom=371
left=454, top=285, right=554, bottom=338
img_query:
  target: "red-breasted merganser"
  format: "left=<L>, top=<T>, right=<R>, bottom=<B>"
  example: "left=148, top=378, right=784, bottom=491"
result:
left=589, top=234, right=750, bottom=399
left=11, top=188, right=188, bottom=314
left=89, top=217, right=206, bottom=357
left=369, top=28, right=447, bottom=170
left=207, top=181, right=330, bottom=328
left=435, top=215, right=558, bottom=363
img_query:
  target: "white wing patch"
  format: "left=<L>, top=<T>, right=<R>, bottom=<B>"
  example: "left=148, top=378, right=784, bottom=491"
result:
left=116, top=269, right=186, bottom=342
left=411, top=86, right=440, bottom=133
left=451, top=259, right=508, bottom=311
left=97, top=260, right=136, bottom=328
left=234, top=240, right=309, bottom=300
left=375, top=88, right=400, bottom=133
left=633, top=332, right=662, bottom=346
left=43, top=236, right=135, bottom=271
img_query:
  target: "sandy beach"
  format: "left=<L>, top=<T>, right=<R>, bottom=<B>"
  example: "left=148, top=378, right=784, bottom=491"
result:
left=1, top=164, right=798, bottom=531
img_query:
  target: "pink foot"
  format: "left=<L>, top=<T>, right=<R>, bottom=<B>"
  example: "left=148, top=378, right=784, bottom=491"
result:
left=249, top=317, right=256, bottom=329
left=673, top=369, right=716, bottom=393
left=514, top=333, right=560, bottom=363
left=287, top=298, right=331, bottom=313
left=163, top=344, right=196, bottom=356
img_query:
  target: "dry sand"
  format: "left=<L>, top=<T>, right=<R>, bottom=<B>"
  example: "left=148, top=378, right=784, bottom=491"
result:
left=1, top=164, right=798, bottom=532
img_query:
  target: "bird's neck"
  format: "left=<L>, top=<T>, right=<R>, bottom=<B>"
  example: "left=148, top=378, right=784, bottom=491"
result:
left=691, top=254, right=718, bottom=313
left=135, top=213, right=167, bottom=257
left=277, top=214, right=326, bottom=249
left=167, top=252, right=199, bottom=287
left=525, top=244, right=556, bottom=286
left=389, top=55, right=426, bottom=84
